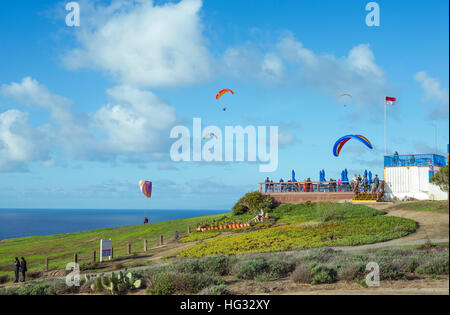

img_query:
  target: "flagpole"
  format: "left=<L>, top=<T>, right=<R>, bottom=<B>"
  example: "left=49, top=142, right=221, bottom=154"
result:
left=384, top=100, right=387, bottom=156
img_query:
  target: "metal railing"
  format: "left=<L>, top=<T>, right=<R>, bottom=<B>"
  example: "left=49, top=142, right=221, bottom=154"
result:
left=384, top=154, right=446, bottom=168
left=259, top=180, right=385, bottom=194
left=259, top=181, right=353, bottom=193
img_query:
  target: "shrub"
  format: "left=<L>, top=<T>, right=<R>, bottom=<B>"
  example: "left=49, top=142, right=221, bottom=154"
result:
left=232, top=192, right=275, bottom=215
left=0, top=275, right=11, bottom=284
left=199, top=284, right=229, bottom=295
left=310, top=264, right=337, bottom=285
left=338, top=264, right=365, bottom=282
left=147, top=270, right=216, bottom=295
left=266, top=258, right=296, bottom=279
left=415, top=257, right=449, bottom=275
left=17, top=283, right=54, bottom=296
left=202, top=255, right=233, bottom=276
left=378, top=262, right=406, bottom=280
left=176, top=259, right=205, bottom=274
left=236, top=258, right=269, bottom=279
left=291, top=265, right=312, bottom=284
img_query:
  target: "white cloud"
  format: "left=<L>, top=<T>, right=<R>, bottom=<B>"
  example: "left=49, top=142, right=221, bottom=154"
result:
left=0, top=77, right=178, bottom=171
left=414, top=71, right=449, bottom=119
left=94, top=85, right=177, bottom=156
left=223, top=34, right=389, bottom=108
left=63, top=0, right=211, bottom=87
left=0, top=110, right=50, bottom=171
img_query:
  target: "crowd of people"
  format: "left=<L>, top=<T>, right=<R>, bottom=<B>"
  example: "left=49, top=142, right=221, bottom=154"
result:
left=263, top=172, right=383, bottom=194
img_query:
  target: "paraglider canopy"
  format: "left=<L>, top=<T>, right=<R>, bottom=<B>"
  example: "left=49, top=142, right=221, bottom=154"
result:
left=139, top=180, right=153, bottom=199
left=333, top=135, right=373, bottom=157
left=216, top=89, right=234, bottom=100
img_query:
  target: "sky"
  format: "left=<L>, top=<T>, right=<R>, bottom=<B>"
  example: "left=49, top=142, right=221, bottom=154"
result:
left=0, top=0, right=448, bottom=210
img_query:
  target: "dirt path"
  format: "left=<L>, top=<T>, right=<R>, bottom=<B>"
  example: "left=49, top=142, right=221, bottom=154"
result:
left=226, top=275, right=449, bottom=295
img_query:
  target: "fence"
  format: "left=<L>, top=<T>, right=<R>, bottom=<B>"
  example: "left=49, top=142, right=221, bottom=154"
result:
left=42, top=227, right=192, bottom=273
left=259, top=181, right=354, bottom=193
left=384, top=154, right=446, bottom=168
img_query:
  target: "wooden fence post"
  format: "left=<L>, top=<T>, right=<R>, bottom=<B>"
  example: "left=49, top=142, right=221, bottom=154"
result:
left=159, top=235, right=164, bottom=246
left=74, top=253, right=78, bottom=264
left=144, top=240, right=148, bottom=252
left=45, top=258, right=49, bottom=272
left=93, top=251, right=96, bottom=263
left=111, top=247, right=114, bottom=259
left=127, top=242, right=131, bottom=255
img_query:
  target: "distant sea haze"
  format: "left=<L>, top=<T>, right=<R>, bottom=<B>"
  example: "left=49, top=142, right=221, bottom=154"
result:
left=0, top=209, right=229, bottom=240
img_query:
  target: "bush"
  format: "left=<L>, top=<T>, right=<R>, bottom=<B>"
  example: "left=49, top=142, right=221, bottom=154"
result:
left=17, top=283, right=54, bottom=296
left=199, top=284, right=229, bottom=295
left=291, top=265, right=312, bottom=284
left=378, top=262, right=405, bottom=280
left=0, top=275, right=11, bottom=284
left=232, top=192, right=275, bottom=215
left=338, top=264, right=365, bottom=282
left=202, top=255, right=233, bottom=276
left=236, top=258, right=269, bottom=280
left=310, top=264, right=337, bottom=285
left=415, top=257, right=449, bottom=275
left=147, top=270, right=216, bottom=295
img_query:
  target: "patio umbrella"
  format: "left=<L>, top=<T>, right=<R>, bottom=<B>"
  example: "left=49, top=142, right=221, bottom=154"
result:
left=322, top=169, right=326, bottom=182
left=292, top=170, right=296, bottom=182
left=364, top=170, right=368, bottom=179
left=369, top=171, right=373, bottom=185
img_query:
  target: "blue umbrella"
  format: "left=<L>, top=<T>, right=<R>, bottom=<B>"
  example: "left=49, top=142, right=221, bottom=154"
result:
left=364, top=170, right=368, bottom=178
left=292, top=170, right=296, bottom=182
left=345, top=169, right=349, bottom=181
left=322, top=169, right=326, bottom=182
left=369, top=171, right=373, bottom=185
left=341, top=170, right=345, bottom=181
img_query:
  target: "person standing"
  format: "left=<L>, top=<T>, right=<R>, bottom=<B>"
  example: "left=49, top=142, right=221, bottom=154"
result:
left=20, top=257, right=27, bottom=282
left=265, top=177, right=270, bottom=192
left=14, top=257, right=20, bottom=283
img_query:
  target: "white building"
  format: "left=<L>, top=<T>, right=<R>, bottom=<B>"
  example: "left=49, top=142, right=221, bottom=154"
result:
left=384, top=153, right=448, bottom=201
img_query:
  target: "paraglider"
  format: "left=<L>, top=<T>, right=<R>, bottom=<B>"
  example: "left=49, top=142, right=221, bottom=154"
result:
left=216, top=89, right=234, bottom=111
left=339, top=94, right=352, bottom=107
left=216, top=89, right=234, bottom=100
left=333, top=135, right=373, bottom=157
left=203, top=133, right=218, bottom=140
left=139, top=180, right=152, bottom=224
left=139, top=180, right=152, bottom=198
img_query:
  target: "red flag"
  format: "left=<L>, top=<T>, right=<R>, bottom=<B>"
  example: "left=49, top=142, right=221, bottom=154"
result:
left=385, top=96, right=396, bottom=105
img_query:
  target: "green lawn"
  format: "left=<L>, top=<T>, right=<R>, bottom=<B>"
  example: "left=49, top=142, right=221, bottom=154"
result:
left=389, top=201, right=449, bottom=213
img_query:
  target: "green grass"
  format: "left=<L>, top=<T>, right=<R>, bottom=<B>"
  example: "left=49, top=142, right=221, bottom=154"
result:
left=270, top=202, right=385, bottom=223
left=0, top=212, right=229, bottom=277
left=390, top=201, right=449, bottom=213
left=173, top=216, right=417, bottom=258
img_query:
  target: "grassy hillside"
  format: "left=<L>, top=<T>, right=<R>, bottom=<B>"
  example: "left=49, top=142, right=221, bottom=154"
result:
left=0, top=212, right=227, bottom=277
left=0, top=202, right=419, bottom=278
left=173, top=203, right=417, bottom=257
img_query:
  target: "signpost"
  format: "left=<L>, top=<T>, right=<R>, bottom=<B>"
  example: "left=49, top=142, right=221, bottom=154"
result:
left=100, top=239, right=112, bottom=262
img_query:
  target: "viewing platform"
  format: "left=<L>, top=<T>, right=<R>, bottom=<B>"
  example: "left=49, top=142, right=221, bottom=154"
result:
left=259, top=180, right=385, bottom=204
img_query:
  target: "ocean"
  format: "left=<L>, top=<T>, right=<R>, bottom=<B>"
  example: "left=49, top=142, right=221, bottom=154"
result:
left=0, top=209, right=230, bottom=241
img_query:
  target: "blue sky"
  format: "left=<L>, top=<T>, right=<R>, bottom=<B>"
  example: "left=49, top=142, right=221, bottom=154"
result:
left=0, top=0, right=448, bottom=210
